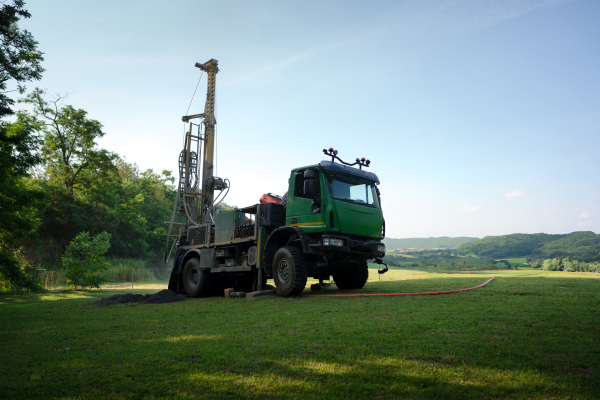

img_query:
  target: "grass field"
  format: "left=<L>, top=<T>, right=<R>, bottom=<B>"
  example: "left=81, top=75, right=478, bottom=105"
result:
left=1, top=268, right=599, bottom=399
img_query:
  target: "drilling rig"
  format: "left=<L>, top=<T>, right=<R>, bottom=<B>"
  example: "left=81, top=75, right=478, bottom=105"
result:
left=166, top=59, right=387, bottom=297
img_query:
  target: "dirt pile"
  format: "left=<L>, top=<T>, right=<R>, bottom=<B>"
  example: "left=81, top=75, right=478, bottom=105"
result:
left=93, top=289, right=185, bottom=306
left=144, top=289, right=185, bottom=304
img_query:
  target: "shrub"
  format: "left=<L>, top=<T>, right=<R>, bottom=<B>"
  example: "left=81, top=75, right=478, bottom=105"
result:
left=62, top=231, right=111, bottom=289
left=542, top=258, right=562, bottom=271
left=528, top=259, right=542, bottom=268
left=0, top=250, right=42, bottom=293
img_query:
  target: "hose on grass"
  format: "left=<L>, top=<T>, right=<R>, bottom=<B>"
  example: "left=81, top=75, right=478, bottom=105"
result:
left=302, top=276, right=496, bottom=297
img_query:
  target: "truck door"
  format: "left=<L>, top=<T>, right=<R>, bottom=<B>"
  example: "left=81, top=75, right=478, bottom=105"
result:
left=286, top=169, right=324, bottom=234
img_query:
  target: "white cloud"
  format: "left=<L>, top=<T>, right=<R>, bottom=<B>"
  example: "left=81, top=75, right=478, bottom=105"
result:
left=578, top=212, right=592, bottom=219
left=462, top=204, right=481, bottom=213
left=505, top=189, right=524, bottom=198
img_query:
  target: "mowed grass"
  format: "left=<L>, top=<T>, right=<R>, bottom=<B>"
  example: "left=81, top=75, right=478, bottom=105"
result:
left=1, top=270, right=599, bottom=399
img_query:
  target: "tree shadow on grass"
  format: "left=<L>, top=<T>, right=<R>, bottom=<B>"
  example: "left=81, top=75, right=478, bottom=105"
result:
left=2, top=276, right=600, bottom=399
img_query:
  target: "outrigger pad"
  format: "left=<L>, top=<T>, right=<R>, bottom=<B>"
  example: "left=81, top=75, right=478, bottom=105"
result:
left=311, top=283, right=334, bottom=291
left=246, top=290, right=277, bottom=300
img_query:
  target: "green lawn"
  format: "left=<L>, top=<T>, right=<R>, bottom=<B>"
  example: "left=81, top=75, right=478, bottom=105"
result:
left=1, top=269, right=599, bottom=399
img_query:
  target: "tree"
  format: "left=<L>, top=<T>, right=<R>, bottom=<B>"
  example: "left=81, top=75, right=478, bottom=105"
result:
left=62, top=231, right=111, bottom=289
left=20, top=89, right=116, bottom=193
left=0, top=111, right=43, bottom=246
left=529, top=259, right=542, bottom=268
left=0, top=0, right=44, bottom=119
left=0, top=1, right=43, bottom=292
left=0, top=0, right=44, bottom=235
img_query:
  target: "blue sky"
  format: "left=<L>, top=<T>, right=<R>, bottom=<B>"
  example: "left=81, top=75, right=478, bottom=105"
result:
left=17, top=0, right=600, bottom=238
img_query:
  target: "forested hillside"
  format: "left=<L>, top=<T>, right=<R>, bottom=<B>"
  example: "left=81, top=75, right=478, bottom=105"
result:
left=9, top=89, right=179, bottom=264
left=456, top=231, right=600, bottom=261
left=383, top=236, right=479, bottom=250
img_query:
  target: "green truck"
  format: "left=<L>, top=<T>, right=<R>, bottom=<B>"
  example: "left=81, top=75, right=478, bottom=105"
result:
left=166, top=60, right=386, bottom=297
left=168, top=148, right=387, bottom=297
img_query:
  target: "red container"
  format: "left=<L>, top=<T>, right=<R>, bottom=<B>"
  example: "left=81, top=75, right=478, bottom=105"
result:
left=259, top=193, right=282, bottom=204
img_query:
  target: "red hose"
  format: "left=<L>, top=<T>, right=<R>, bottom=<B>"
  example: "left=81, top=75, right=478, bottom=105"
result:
left=302, top=276, right=496, bottom=297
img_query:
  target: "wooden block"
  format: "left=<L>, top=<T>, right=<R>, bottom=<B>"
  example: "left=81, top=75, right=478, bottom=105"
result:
left=224, top=288, right=234, bottom=298
left=246, top=289, right=277, bottom=300
left=230, top=291, right=246, bottom=298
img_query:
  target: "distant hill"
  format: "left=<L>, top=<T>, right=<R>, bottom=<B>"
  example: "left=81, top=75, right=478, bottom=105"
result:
left=383, top=236, right=479, bottom=250
left=456, top=231, right=600, bottom=261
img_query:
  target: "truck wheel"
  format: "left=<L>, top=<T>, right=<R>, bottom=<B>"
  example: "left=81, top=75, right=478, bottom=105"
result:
left=273, top=246, right=307, bottom=296
left=281, top=192, right=288, bottom=210
left=182, top=258, right=214, bottom=297
left=333, top=262, right=369, bottom=290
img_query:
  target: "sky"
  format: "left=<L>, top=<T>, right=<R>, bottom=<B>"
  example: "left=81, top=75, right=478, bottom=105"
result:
left=15, top=0, right=600, bottom=239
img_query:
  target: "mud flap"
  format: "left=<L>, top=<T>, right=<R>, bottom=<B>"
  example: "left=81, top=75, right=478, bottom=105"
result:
left=167, top=266, right=178, bottom=292
left=168, top=249, right=188, bottom=293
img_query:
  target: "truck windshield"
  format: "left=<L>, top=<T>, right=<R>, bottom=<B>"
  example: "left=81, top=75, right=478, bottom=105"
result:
left=326, top=174, right=380, bottom=209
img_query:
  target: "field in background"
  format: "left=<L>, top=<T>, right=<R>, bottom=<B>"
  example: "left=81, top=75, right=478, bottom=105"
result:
left=38, top=258, right=171, bottom=289
left=1, top=268, right=599, bottom=399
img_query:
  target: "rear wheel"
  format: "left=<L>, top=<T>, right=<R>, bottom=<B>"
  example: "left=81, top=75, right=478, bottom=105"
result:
left=273, top=246, right=307, bottom=296
left=332, top=261, right=369, bottom=290
left=182, top=258, right=214, bottom=297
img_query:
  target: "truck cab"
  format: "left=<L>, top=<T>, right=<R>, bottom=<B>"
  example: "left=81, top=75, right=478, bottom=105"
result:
left=263, top=160, right=385, bottom=294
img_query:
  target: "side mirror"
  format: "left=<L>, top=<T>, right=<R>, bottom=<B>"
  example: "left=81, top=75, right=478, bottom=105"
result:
left=304, top=179, right=315, bottom=196
left=303, top=169, right=316, bottom=197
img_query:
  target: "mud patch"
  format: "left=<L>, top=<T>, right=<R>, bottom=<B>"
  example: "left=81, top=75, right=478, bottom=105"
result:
left=93, top=289, right=185, bottom=306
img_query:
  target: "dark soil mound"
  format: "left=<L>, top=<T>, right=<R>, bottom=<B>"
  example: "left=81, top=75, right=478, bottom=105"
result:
left=93, top=289, right=185, bottom=306
left=93, top=293, right=145, bottom=306
left=144, top=289, right=185, bottom=304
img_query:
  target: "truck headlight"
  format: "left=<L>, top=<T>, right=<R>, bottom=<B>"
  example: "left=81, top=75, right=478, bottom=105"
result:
left=323, top=238, right=344, bottom=247
left=377, top=244, right=386, bottom=253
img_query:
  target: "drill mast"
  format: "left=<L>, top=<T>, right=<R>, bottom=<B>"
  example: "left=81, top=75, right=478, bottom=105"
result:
left=181, top=58, right=221, bottom=224
left=165, top=59, right=226, bottom=262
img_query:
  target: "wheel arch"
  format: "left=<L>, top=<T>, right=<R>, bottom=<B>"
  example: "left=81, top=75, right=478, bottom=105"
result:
left=263, top=226, right=310, bottom=275
left=167, top=248, right=202, bottom=292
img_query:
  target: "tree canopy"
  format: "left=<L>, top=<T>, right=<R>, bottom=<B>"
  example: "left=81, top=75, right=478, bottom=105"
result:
left=20, top=88, right=116, bottom=193
left=0, top=1, right=44, bottom=292
left=0, top=0, right=44, bottom=118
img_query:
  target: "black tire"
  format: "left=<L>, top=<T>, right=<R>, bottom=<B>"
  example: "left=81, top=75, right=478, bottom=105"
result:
left=273, top=246, right=308, bottom=296
left=182, top=258, right=214, bottom=297
left=332, top=262, right=369, bottom=290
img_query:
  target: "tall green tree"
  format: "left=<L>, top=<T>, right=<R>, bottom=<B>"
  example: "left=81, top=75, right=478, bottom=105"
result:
left=0, top=0, right=44, bottom=119
left=20, top=89, right=116, bottom=193
left=0, top=1, right=44, bottom=292
left=0, top=111, right=43, bottom=247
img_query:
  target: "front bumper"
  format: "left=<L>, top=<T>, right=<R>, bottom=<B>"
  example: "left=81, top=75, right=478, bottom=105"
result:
left=309, top=235, right=385, bottom=258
